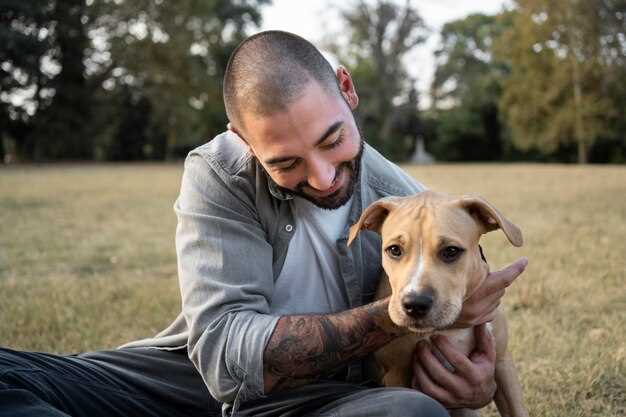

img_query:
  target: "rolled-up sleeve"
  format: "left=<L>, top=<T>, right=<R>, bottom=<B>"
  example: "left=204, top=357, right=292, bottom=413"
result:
left=175, top=152, right=279, bottom=405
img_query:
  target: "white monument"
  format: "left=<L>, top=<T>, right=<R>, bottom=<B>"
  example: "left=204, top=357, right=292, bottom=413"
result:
left=410, top=135, right=434, bottom=164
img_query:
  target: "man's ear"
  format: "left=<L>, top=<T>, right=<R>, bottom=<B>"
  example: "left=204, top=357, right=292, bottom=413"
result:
left=348, top=197, right=402, bottom=246
left=458, top=195, right=523, bottom=247
left=336, top=66, right=359, bottom=110
left=227, top=122, right=244, bottom=139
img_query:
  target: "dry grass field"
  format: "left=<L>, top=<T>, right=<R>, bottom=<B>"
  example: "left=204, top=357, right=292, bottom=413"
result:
left=1, top=162, right=625, bottom=416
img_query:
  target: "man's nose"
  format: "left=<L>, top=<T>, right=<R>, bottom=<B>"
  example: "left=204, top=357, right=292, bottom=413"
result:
left=307, top=158, right=335, bottom=191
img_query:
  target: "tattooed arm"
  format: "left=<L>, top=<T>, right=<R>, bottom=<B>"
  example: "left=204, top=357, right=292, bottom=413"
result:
left=263, top=297, right=406, bottom=393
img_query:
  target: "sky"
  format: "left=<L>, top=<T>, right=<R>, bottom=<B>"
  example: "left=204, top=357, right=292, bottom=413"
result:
left=260, top=0, right=511, bottom=108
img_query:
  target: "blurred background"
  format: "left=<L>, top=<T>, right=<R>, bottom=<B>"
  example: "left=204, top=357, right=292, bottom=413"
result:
left=1, top=0, right=624, bottom=165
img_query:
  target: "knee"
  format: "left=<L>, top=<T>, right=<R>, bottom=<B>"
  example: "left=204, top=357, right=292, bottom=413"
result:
left=385, top=389, right=449, bottom=417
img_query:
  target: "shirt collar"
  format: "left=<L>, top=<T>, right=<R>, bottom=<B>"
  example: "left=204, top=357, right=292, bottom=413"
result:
left=267, top=176, right=295, bottom=201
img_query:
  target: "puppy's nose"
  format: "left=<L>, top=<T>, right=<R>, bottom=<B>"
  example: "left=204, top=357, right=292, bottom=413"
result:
left=401, top=290, right=434, bottom=318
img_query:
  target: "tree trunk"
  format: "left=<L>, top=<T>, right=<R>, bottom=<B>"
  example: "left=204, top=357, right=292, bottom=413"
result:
left=572, top=54, right=587, bottom=164
left=566, top=1, right=587, bottom=164
left=578, top=139, right=587, bottom=164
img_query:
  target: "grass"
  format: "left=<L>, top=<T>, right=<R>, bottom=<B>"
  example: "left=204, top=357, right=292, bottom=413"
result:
left=1, top=162, right=625, bottom=416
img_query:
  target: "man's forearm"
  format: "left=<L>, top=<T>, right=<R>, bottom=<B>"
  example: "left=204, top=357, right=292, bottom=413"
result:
left=263, top=297, right=404, bottom=393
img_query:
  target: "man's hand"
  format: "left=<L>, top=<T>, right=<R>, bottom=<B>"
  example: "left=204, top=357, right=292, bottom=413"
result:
left=412, top=324, right=497, bottom=409
left=452, top=257, right=528, bottom=328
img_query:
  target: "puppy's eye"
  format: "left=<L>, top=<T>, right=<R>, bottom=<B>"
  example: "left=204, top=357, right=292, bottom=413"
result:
left=385, top=245, right=403, bottom=259
left=440, top=246, right=464, bottom=263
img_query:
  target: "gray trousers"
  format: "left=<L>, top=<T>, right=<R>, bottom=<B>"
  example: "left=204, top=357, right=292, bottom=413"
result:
left=0, top=346, right=448, bottom=417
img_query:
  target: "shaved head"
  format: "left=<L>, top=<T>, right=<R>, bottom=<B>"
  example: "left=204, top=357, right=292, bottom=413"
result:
left=223, top=30, right=340, bottom=130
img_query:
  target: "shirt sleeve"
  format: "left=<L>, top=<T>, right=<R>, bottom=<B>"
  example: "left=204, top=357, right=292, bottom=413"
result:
left=174, top=152, right=279, bottom=406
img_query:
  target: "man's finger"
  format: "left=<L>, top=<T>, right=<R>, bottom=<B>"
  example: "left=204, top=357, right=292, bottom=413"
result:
left=470, top=307, right=498, bottom=327
left=415, top=340, right=462, bottom=393
left=481, top=299, right=501, bottom=320
left=489, top=289, right=506, bottom=303
left=413, top=362, right=456, bottom=406
left=467, top=289, right=504, bottom=314
left=479, top=310, right=498, bottom=325
left=483, top=257, right=528, bottom=294
left=431, top=335, right=475, bottom=377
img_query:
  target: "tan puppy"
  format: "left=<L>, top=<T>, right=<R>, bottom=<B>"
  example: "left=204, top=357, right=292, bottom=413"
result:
left=348, top=191, right=528, bottom=417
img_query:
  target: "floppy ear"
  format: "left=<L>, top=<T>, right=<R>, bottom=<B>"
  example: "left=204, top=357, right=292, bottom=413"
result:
left=348, top=197, right=401, bottom=247
left=459, top=195, right=523, bottom=247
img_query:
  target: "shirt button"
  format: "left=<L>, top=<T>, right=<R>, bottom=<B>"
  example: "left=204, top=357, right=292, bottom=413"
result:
left=285, top=224, right=293, bottom=232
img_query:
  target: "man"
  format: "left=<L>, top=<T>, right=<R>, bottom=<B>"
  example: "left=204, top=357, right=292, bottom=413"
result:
left=0, top=31, right=527, bottom=417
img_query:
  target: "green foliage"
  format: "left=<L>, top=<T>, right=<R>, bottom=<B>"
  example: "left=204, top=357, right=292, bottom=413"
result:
left=430, top=13, right=511, bottom=161
left=91, top=0, right=270, bottom=159
left=429, top=2, right=625, bottom=164
left=326, top=0, right=428, bottom=161
left=107, top=86, right=153, bottom=161
left=1, top=0, right=270, bottom=161
left=432, top=13, right=509, bottom=108
left=0, top=0, right=54, bottom=159
left=497, top=0, right=624, bottom=163
left=2, top=0, right=623, bottom=163
left=32, top=0, right=94, bottom=160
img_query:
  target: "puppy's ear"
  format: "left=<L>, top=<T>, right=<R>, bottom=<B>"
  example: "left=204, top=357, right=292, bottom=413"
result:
left=459, top=196, right=523, bottom=247
left=348, top=197, right=401, bottom=247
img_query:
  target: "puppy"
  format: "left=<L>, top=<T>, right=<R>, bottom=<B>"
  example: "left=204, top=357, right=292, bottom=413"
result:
left=348, top=191, right=528, bottom=417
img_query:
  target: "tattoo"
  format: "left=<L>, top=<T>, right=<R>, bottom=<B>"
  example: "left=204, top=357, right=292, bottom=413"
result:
left=263, top=298, right=404, bottom=393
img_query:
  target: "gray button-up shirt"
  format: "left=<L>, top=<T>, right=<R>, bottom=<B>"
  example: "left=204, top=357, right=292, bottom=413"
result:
left=121, top=131, right=425, bottom=412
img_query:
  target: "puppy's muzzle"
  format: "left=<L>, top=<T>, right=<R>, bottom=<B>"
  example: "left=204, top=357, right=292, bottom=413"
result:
left=401, top=288, right=434, bottom=318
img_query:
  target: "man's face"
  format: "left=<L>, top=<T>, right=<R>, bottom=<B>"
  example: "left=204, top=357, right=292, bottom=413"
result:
left=234, top=79, right=363, bottom=209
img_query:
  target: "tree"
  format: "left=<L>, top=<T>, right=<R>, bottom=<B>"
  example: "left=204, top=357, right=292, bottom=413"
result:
left=1, top=0, right=271, bottom=161
left=430, top=13, right=512, bottom=161
left=497, top=0, right=622, bottom=163
left=31, top=0, right=94, bottom=160
left=0, top=0, right=53, bottom=160
left=107, top=85, right=152, bottom=160
left=91, top=0, right=270, bottom=158
left=326, top=0, right=428, bottom=160
left=1, top=0, right=103, bottom=161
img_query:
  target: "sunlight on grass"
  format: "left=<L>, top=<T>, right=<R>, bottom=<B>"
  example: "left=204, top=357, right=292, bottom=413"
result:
left=1, top=162, right=625, bottom=416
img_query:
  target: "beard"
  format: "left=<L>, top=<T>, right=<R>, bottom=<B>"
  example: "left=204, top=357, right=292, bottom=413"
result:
left=278, top=139, right=364, bottom=210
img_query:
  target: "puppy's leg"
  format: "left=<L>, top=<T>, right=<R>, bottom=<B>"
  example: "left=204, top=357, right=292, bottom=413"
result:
left=376, top=335, right=416, bottom=387
left=494, top=352, right=528, bottom=417
left=492, top=311, right=529, bottom=417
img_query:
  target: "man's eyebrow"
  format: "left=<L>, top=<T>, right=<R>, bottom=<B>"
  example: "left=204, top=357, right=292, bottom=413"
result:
left=264, top=121, right=344, bottom=165
left=314, top=121, right=343, bottom=146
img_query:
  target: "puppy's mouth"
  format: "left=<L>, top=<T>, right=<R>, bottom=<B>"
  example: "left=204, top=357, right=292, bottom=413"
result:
left=390, top=300, right=460, bottom=333
left=407, top=325, right=435, bottom=335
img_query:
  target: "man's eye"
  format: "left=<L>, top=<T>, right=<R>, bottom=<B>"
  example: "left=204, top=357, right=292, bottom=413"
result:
left=324, top=132, right=345, bottom=150
left=277, top=160, right=299, bottom=172
left=439, top=246, right=465, bottom=263
left=385, top=245, right=403, bottom=259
